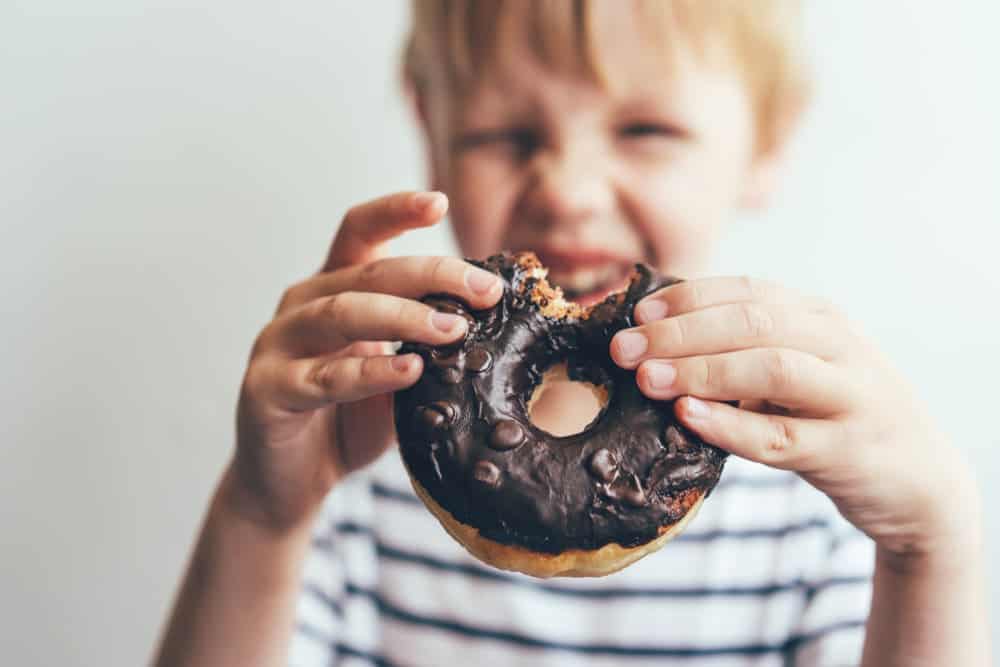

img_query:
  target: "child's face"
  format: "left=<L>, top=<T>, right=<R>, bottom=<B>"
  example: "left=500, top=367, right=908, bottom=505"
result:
left=424, top=17, right=776, bottom=305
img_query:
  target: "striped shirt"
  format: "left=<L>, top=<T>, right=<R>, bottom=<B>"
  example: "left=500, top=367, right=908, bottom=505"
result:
left=290, top=452, right=873, bottom=667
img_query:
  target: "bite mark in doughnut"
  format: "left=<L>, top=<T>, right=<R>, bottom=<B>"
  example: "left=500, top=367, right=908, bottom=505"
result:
left=394, top=251, right=727, bottom=578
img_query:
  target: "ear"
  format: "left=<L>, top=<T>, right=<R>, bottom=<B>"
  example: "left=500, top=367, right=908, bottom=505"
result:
left=740, top=93, right=810, bottom=210
left=740, top=149, right=784, bottom=210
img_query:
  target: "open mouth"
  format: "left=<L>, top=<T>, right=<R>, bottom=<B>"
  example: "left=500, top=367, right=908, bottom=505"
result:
left=544, top=263, right=632, bottom=307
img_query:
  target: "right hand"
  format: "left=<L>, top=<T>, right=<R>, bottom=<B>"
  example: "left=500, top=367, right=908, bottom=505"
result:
left=224, top=191, right=503, bottom=533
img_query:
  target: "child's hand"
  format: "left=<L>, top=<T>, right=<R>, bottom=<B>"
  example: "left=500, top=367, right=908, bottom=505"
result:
left=227, top=191, right=503, bottom=532
left=610, top=276, right=980, bottom=564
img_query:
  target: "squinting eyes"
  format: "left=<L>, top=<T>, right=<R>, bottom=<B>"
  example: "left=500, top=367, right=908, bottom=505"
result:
left=619, top=122, right=686, bottom=140
left=452, top=122, right=686, bottom=159
left=452, top=129, right=540, bottom=157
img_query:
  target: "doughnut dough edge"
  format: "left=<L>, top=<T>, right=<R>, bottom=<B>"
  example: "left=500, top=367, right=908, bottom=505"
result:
left=409, top=474, right=707, bottom=578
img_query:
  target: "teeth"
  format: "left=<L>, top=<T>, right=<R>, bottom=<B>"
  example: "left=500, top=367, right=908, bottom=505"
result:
left=549, top=264, right=622, bottom=292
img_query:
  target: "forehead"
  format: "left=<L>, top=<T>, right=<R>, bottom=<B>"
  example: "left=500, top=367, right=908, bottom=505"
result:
left=450, top=10, right=742, bottom=128
left=442, top=0, right=725, bottom=99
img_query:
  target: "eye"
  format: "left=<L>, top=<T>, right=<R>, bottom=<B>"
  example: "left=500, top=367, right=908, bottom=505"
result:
left=619, top=122, right=685, bottom=140
left=453, top=128, right=541, bottom=160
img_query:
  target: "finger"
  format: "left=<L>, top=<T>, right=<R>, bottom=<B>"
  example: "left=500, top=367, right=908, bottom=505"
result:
left=634, top=276, right=835, bottom=324
left=290, top=256, right=503, bottom=311
left=272, top=291, right=468, bottom=356
left=739, top=398, right=796, bottom=417
left=634, top=348, right=857, bottom=414
left=323, top=191, right=448, bottom=272
left=675, top=396, right=836, bottom=474
left=332, top=341, right=393, bottom=360
left=338, top=392, right=398, bottom=473
left=258, top=352, right=424, bottom=412
left=612, top=302, right=843, bottom=367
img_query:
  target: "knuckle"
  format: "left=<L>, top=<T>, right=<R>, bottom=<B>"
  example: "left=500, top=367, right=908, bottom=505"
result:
left=357, top=257, right=386, bottom=285
left=426, top=256, right=450, bottom=287
left=738, top=302, right=775, bottom=339
left=812, top=296, right=845, bottom=320
left=242, top=359, right=268, bottom=397
left=810, top=295, right=833, bottom=312
left=251, top=331, right=276, bottom=363
left=404, top=299, right=439, bottom=336
left=277, top=283, right=303, bottom=313
left=340, top=203, right=364, bottom=233
left=762, top=418, right=798, bottom=459
left=674, top=282, right=701, bottom=312
left=358, top=356, right=385, bottom=383
left=764, top=349, right=797, bottom=392
left=249, top=324, right=272, bottom=358
left=317, top=292, right=352, bottom=329
left=308, top=359, right=342, bottom=395
left=736, top=274, right=759, bottom=299
left=320, top=292, right=343, bottom=320
left=663, top=317, right=686, bottom=348
left=692, top=356, right=715, bottom=392
left=399, top=298, right=419, bottom=326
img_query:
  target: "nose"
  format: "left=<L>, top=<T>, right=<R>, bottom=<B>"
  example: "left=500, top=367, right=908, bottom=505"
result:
left=523, top=143, right=615, bottom=228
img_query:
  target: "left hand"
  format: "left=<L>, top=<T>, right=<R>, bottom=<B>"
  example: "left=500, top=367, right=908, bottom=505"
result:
left=609, top=276, right=980, bottom=563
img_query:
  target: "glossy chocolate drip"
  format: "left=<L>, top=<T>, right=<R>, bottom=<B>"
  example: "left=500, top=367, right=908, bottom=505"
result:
left=394, top=252, right=727, bottom=554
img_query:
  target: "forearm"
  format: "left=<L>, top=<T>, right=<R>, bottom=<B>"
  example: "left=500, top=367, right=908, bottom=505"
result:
left=861, top=531, right=990, bottom=666
left=153, top=469, right=318, bottom=667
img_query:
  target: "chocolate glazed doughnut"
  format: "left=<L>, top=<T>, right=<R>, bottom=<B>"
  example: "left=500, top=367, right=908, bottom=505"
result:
left=394, top=252, right=727, bottom=577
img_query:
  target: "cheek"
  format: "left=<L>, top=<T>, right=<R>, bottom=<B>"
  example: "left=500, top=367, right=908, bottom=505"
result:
left=624, top=150, right=744, bottom=276
left=446, top=156, right=521, bottom=258
left=651, top=216, right=723, bottom=277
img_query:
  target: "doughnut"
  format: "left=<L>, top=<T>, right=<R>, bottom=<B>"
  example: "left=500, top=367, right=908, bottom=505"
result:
left=393, top=252, right=727, bottom=578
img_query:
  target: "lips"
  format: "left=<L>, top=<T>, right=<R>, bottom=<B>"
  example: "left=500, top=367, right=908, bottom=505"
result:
left=525, top=248, right=631, bottom=307
left=545, top=264, right=631, bottom=305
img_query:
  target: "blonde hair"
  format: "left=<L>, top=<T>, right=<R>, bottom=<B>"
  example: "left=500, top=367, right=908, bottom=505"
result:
left=403, top=0, right=810, bottom=152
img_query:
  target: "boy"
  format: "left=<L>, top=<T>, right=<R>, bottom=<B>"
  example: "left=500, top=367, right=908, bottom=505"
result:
left=156, top=1, right=989, bottom=665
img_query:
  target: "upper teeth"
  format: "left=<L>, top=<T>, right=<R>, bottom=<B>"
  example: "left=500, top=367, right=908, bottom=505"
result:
left=548, top=264, right=621, bottom=292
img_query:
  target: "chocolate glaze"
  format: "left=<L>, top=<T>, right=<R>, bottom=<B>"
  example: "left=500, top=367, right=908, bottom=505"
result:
left=394, top=252, right=727, bottom=554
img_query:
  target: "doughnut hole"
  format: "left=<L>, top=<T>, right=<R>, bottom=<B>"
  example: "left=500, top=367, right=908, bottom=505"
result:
left=527, top=362, right=609, bottom=437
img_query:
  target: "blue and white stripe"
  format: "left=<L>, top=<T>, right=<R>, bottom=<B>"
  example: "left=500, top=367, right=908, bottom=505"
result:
left=290, top=453, right=873, bottom=667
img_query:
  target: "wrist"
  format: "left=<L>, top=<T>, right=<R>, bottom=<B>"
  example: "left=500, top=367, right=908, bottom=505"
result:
left=876, top=537, right=981, bottom=579
left=867, top=515, right=991, bottom=667
left=214, top=461, right=324, bottom=545
left=876, top=479, right=984, bottom=576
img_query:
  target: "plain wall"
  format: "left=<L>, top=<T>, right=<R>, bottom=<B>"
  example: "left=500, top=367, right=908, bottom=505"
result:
left=2, top=2, right=998, bottom=665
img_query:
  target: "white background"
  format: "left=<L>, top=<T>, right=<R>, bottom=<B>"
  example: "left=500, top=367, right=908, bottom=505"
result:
left=1, top=2, right=998, bottom=665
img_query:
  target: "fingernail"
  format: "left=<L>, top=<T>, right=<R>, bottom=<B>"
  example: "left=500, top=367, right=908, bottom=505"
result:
left=412, top=191, right=447, bottom=215
left=645, top=360, right=676, bottom=390
left=636, top=298, right=668, bottom=323
left=431, top=311, right=465, bottom=334
left=614, top=331, right=647, bottom=362
left=466, top=268, right=500, bottom=295
left=391, top=354, right=415, bottom=372
left=684, top=397, right=710, bottom=419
